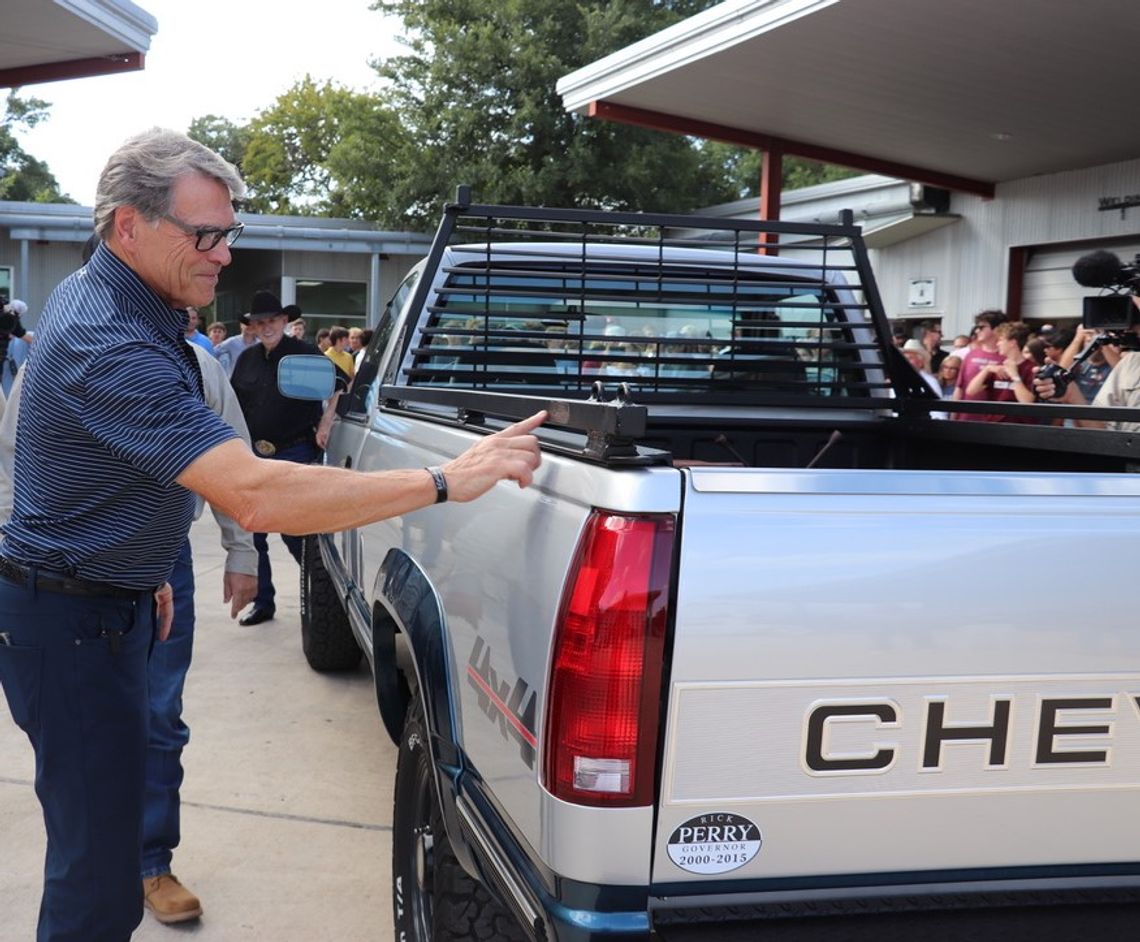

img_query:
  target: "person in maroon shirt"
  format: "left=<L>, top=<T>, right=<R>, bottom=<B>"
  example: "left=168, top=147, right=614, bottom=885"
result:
left=952, top=309, right=1007, bottom=419
left=962, top=320, right=1037, bottom=422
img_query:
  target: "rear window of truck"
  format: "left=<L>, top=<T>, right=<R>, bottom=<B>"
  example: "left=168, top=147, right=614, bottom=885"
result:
left=405, top=256, right=884, bottom=401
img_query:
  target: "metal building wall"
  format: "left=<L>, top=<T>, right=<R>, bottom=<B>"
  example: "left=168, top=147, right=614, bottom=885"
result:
left=0, top=241, right=86, bottom=325
left=879, top=156, right=1140, bottom=335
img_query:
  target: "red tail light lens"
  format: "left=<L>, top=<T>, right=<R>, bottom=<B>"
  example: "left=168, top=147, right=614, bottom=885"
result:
left=543, top=511, right=675, bottom=807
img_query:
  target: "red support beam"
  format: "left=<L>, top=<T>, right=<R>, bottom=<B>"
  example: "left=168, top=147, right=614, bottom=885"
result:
left=759, top=144, right=782, bottom=255
left=587, top=99, right=996, bottom=199
left=0, top=53, right=145, bottom=90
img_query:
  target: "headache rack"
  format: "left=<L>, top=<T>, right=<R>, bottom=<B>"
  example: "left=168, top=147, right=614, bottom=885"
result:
left=373, top=191, right=1140, bottom=466
left=390, top=187, right=926, bottom=410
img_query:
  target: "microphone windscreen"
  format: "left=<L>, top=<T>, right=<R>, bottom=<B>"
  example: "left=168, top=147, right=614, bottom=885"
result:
left=1072, top=250, right=1123, bottom=288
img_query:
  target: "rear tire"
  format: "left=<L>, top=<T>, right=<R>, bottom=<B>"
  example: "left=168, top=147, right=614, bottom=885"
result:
left=392, top=698, right=528, bottom=942
left=299, top=535, right=362, bottom=672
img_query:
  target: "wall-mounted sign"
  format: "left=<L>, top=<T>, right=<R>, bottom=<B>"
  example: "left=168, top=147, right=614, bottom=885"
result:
left=908, top=277, right=935, bottom=308
left=1099, top=195, right=1140, bottom=214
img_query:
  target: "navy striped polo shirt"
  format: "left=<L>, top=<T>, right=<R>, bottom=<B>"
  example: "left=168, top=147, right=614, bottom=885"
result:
left=1, top=243, right=237, bottom=589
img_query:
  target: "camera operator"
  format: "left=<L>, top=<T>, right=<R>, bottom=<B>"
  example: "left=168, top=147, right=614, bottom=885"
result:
left=1033, top=296, right=1140, bottom=431
left=1055, top=325, right=1118, bottom=401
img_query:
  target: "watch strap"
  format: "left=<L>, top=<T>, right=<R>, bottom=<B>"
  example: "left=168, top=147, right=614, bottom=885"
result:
left=426, top=466, right=448, bottom=504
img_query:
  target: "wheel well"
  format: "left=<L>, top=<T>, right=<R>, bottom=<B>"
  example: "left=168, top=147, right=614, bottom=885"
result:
left=371, top=600, right=411, bottom=745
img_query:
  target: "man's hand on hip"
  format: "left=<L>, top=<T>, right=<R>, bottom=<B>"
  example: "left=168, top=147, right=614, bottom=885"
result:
left=154, top=582, right=174, bottom=641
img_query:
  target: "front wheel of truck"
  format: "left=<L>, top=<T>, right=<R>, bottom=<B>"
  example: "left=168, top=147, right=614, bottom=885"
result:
left=392, top=698, right=528, bottom=942
left=299, top=535, right=362, bottom=672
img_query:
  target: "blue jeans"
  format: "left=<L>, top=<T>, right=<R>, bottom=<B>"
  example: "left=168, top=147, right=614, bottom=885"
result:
left=252, top=440, right=319, bottom=612
left=0, top=575, right=155, bottom=942
left=140, top=538, right=195, bottom=879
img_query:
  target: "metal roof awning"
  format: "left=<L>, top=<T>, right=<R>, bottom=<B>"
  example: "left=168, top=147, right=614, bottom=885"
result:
left=861, top=212, right=960, bottom=250
left=558, top=0, right=1140, bottom=197
left=0, top=0, right=156, bottom=89
left=685, top=174, right=960, bottom=247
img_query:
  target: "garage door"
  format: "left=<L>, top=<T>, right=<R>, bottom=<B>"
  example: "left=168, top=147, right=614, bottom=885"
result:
left=1021, top=239, right=1140, bottom=322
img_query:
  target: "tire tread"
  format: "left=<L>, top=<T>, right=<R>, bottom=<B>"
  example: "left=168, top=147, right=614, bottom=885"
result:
left=300, top=535, right=362, bottom=672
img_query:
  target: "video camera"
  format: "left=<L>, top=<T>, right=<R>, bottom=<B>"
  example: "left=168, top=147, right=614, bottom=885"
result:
left=0, top=300, right=30, bottom=368
left=1036, top=251, right=1140, bottom=399
left=0, top=300, right=27, bottom=339
left=1072, top=249, right=1140, bottom=334
left=0, top=307, right=21, bottom=337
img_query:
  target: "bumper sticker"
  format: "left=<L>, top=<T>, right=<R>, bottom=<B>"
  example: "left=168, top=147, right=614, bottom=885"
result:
left=666, top=812, right=762, bottom=875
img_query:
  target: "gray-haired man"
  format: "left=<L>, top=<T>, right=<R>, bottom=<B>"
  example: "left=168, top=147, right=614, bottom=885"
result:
left=0, top=127, right=543, bottom=941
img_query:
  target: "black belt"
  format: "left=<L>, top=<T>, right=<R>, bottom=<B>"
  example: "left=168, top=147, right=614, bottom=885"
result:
left=0, top=557, right=140, bottom=600
left=253, top=431, right=315, bottom=457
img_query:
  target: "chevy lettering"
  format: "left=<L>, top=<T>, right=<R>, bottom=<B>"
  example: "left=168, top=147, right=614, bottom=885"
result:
left=806, top=694, right=1136, bottom=773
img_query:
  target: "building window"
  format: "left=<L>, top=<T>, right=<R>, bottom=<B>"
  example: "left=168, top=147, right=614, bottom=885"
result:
left=295, top=280, right=367, bottom=335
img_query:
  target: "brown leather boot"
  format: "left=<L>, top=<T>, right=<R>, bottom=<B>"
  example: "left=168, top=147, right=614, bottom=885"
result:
left=142, top=874, right=203, bottom=924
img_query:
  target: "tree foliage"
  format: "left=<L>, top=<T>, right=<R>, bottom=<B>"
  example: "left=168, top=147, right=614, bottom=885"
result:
left=188, top=115, right=251, bottom=173
left=370, top=0, right=739, bottom=228
left=0, top=92, right=72, bottom=203
left=201, top=77, right=411, bottom=217
left=184, top=1, right=856, bottom=227
left=698, top=141, right=858, bottom=201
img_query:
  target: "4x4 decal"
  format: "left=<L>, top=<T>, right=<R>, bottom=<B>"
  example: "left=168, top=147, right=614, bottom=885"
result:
left=466, top=636, right=537, bottom=767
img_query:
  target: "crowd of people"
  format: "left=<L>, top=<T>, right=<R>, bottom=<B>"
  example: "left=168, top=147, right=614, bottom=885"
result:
left=189, top=300, right=370, bottom=381
left=892, top=307, right=1140, bottom=425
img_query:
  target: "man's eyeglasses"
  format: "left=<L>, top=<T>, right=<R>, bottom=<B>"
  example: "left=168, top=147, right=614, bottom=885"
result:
left=161, top=213, right=244, bottom=251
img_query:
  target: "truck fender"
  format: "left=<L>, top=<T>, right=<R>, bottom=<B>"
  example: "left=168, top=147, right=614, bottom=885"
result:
left=373, top=547, right=478, bottom=877
left=367, top=596, right=410, bottom=746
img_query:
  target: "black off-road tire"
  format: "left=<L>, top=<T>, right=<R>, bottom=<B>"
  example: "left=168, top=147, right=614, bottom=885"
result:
left=392, top=698, right=529, bottom=942
left=299, top=535, right=362, bottom=672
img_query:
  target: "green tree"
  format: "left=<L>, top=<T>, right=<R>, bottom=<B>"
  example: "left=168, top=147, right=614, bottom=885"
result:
left=188, top=115, right=251, bottom=172
left=0, top=92, right=72, bottom=203
left=235, top=76, right=407, bottom=217
left=371, top=0, right=740, bottom=228
left=191, top=1, right=856, bottom=226
left=698, top=141, right=859, bottom=200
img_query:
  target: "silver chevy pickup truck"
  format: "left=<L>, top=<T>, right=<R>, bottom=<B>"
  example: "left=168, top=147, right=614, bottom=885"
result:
left=302, top=191, right=1140, bottom=941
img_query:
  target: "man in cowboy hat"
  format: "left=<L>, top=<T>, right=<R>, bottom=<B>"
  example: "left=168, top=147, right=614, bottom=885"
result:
left=228, top=290, right=342, bottom=626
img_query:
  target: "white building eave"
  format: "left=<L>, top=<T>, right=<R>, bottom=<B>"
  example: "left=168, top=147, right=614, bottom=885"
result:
left=61, top=0, right=158, bottom=53
left=556, top=0, right=837, bottom=113
left=861, top=213, right=959, bottom=250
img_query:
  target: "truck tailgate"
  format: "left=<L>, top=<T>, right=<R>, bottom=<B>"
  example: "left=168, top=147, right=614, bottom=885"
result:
left=653, top=468, right=1140, bottom=886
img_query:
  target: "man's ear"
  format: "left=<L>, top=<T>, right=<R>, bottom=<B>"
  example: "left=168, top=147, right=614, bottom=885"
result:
left=111, top=205, right=142, bottom=248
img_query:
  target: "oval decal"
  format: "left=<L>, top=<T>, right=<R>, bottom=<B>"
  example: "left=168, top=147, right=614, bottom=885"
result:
left=666, top=812, right=762, bottom=875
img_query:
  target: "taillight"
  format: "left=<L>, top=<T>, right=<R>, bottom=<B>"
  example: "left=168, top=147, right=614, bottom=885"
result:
left=543, top=511, right=675, bottom=807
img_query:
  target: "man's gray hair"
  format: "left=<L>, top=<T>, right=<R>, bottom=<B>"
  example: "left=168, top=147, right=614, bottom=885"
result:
left=93, top=128, right=246, bottom=240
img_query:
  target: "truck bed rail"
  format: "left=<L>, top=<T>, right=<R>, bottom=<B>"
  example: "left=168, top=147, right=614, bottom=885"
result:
left=379, top=382, right=670, bottom=465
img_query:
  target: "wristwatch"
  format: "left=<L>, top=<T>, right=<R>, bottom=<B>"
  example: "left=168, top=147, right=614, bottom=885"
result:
left=426, top=466, right=448, bottom=503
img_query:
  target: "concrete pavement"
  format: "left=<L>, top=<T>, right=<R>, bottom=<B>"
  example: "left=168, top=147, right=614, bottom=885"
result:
left=0, top=515, right=398, bottom=941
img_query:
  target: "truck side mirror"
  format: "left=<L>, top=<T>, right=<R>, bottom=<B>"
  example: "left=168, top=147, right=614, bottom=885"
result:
left=278, top=354, right=335, bottom=400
